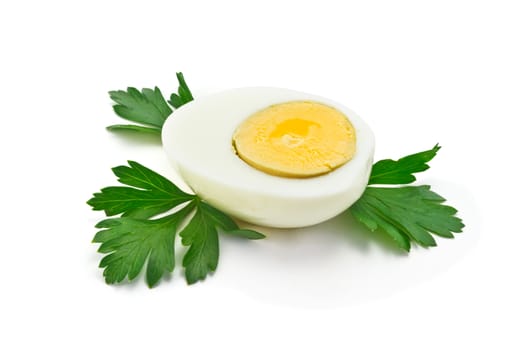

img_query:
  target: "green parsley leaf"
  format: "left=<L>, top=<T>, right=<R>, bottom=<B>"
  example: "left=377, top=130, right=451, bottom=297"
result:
left=179, top=201, right=220, bottom=284
left=180, top=200, right=265, bottom=284
left=368, top=144, right=440, bottom=185
left=196, top=201, right=265, bottom=239
left=222, top=229, right=266, bottom=240
left=349, top=145, right=464, bottom=251
left=168, top=72, right=194, bottom=108
left=351, top=186, right=464, bottom=251
left=198, top=201, right=238, bottom=231
left=93, top=203, right=195, bottom=287
left=108, top=87, right=173, bottom=132
left=87, top=161, right=265, bottom=287
left=87, top=160, right=195, bottom=219
left=106, top=124, right=161, bottom=135
left=107, top=73, right=194, bottom=135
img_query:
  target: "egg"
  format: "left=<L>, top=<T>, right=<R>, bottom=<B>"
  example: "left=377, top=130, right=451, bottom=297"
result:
left=161, top=87, right=375, bottom=228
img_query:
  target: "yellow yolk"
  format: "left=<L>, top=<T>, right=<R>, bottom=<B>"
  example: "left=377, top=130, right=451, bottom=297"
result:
left=232, top=101, right=356, bottom=178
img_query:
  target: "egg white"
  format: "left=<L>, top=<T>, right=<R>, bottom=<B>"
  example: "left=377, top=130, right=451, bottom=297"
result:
left=162, top=87, right=375, bottom=228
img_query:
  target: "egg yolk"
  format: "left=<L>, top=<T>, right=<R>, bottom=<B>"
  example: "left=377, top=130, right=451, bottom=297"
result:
left=232, top=101, right=356, bottom=178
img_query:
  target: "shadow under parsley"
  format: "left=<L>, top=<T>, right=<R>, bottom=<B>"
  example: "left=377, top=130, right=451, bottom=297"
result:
left=234, top=210, right=409, bottom=257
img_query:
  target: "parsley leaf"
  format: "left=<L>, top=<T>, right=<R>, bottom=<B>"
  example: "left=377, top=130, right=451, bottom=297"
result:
left=87, top=161, right=195, bottom=219
left=351, top=186, right=464, bottom=251
left=93, top=203, right=195, bottom=287
left=106, top=124, right=163, bottom=134
left=168, top=72, right=194, bottom=108
left=222, top=229, right=267, bottom=240
left=179, top=201, right=220, bottom=284
left=349, top=145, right=464, bottom=251
left=87, top=161, right=265, bottom=287
left=368, top=144, right=440, bottom=185
left=108, top=87, right=172, bottom=133
left=180, top=200, right=265, bottom=284
left=107, top=72, right=194, bottom=135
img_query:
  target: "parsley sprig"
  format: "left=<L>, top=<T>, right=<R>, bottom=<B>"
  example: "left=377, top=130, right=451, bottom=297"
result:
left=349, top=145, right=464, bottom=251
left=88, top=161, right=265, bottom=287
left=107, top=72, right=193, bottom=135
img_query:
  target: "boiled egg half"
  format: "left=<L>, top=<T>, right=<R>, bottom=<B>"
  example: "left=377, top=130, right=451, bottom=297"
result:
left=162, top=87, right=374, bottom=228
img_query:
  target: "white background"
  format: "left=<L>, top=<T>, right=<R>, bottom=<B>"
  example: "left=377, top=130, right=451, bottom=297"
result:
left=1, top=0, right=524, bottom=349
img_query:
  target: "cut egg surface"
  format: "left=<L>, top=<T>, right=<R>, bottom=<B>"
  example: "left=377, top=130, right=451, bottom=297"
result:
left=162, top=87, right=375, bottom=228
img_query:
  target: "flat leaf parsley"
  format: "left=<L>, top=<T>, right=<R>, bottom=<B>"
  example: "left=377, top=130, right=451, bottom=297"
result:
left=88, top=161, right=264, bottom=287
left=107, top=72, right=193, bottom=135
left=368, top=144, right=441, bottom=185
left=349, top=145, right=464, bottom=251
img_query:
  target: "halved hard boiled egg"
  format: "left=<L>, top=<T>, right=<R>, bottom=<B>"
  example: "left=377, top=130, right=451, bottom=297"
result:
left=162, top=87, right=374, bottom=228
